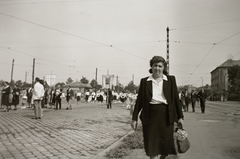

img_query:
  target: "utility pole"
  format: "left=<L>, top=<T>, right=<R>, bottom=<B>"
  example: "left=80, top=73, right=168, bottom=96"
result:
left=116, top=76, right=119, bottom=93
left=10, top=59, right=14, bottom=85
left=95, top=68, right=98, bottom=89
left=25, top=71, right=27, bottom=83
left=132, top=74, right=134, bottom=85
left=166, top=27, right=170, bottom=74
left=32, top=58, right=35, bottom=87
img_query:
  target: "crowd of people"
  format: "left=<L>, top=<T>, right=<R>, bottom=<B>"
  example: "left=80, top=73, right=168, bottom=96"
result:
left=0, top=78, right=138, bottom=118
left=178, top=88, right=207, bottom=114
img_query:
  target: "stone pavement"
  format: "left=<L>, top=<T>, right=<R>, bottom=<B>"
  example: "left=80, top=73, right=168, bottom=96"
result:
left=0, top=100, right=133, bottom=159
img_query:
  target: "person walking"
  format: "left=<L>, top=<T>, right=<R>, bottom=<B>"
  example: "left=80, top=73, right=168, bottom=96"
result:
left=131, top=56, right=184, bottom=159
left=55, top=86, right=62, bottom=110
left=32, top=77, right=44, bottom=119
left=197, top=88, right=207, bottom=114
left=85, top=90, right=90, bottom=104
left=106, top=88, right=113, bottom=109
left=181, top=90, right=186, bottom=111
left=66, top=86, right=72, bottom=110
left=44, top=88, right=49, bottom=108
left=2, top=81, right=11, bottom=112
left=76, top=89, right=81, bottom=104
left=190, top=90, right=197, bottom=112
left=12, top=84, right=20, bottom=110
left=184, top=89, right=190, bottom=112
left=26, top=87, right=33, bottom=108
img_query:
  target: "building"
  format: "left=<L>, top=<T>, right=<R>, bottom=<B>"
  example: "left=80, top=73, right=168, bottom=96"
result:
left=63, top=81, right=91, bottom=95
left=211, top=59, right=240, bottom=93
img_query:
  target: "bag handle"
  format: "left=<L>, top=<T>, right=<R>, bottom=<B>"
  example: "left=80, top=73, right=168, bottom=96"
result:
left=177, top=122, right=183, bottom=130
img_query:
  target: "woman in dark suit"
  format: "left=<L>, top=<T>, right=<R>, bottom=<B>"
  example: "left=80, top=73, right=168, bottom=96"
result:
left=2, top=81, right=11, bottom=112
left=12, top=84, right=20, bottom=110
left=131, top=56, right=184, bottom=159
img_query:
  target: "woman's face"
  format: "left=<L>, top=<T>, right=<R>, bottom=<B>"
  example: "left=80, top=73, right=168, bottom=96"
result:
left=151, top=62, right=164, bottom=77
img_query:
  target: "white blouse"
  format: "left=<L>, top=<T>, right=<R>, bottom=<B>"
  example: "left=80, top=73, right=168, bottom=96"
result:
left=147, top=75, right=168, bottom=104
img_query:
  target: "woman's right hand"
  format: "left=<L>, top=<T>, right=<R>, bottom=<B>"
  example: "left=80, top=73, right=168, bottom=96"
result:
left=131, top=120, right=138, bottom=131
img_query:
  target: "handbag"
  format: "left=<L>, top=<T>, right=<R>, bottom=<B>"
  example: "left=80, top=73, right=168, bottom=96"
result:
left=175, top=123, right=190, bottom=153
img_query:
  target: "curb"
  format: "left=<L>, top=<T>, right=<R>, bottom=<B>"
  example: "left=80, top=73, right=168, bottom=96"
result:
left=92, top=130, right=135, bottom=159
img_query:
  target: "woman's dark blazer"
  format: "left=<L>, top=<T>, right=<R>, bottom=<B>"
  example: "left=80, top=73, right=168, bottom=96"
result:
left=2, top=86, right=11, bottom=106
left=132, top=75, right=184, bottom=125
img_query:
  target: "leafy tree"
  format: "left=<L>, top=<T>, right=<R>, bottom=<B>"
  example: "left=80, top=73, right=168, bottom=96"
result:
left=10, top=80, right=15, bottom=87
left=90, top=79, right=102, bottom=90
left=96, top=84, right=102, bottom=90
left=115, top=83, right=124, bottom=93
left=15, top=80, right=23, bottom=87
left=228, top=65, right=240, bottom=95
left=55, top=82, right=65, bottom=88
left=124, top=81, right=137, bottom=93
left=90, top=79, right=97, bottom=88
left=66, top=77, right=73, bottom=84
left=80, top=76, right=89, bottom=84
left=22, top=82, right=32, bottom=89
left=0, top=80, right=5, bottom=87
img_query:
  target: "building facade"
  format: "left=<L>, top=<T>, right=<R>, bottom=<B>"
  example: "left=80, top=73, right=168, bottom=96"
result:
left=211, top=59, right=240, bottom=93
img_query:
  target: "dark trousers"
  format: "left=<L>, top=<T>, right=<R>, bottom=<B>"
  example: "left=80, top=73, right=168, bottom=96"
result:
left=185, top=101, right=189, bottom=112
left=55, top=99, right=62, bottom=109
left=191, top=100, right=196, bottom=112
left=200, top=100, right=205, bottom=113
left=107, top=102, right=112, bottom=109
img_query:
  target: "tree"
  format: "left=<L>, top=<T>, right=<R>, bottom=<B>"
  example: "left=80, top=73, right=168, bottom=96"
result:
left=228, top=65, right=240, bottom=95
left=15, top=80, right=23, bottom=87
left=115, top=83, right=124, bottom=93
left=124, top=81, right=137, bottom=93
left=80, top=76, right=89, bottom=84
left=22, top=82, right=32, bottom=89
left=66, top=77, right=73, bottom=84
left=90, top=79, right=102, bottom=90
left=0, top=80, right=5, bottom=87
left=90, top=79, right=97, bottom=88
left=55, top=82, right=65, bottom=88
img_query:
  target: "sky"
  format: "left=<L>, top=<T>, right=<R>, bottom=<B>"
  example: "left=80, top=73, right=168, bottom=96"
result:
left=0, top=0, right=240, bottom=87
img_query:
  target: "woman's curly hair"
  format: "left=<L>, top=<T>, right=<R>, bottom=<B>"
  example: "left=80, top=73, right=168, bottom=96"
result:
left=149, top=56, right=168, bottom=75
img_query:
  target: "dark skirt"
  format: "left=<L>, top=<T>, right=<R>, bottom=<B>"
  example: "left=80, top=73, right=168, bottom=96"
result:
left=142, top=104, right=176, bottom=156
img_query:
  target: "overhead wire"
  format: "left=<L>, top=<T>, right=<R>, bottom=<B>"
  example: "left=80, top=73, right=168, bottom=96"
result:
left=232, top=51, right=240, bottom=59
left=0, top=12, right=109, bottom=47
left=171, top=18, right=240, bottom=30
left=0, top=46, right=73, bottom=68
left=0, top=11, right=150, bottom=61
left=0, top=0, right=116, bottom=6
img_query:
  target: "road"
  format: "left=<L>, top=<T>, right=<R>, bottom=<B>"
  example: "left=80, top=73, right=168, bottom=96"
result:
left=207, top=101, right=240, bottom=116
left=123, top=101, right=240, bottom=159
left=0, top=100, right=240, bottom=159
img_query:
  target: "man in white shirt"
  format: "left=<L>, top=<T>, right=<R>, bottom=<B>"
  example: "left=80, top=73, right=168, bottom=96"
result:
left=32, top=77, right=45, bottom=119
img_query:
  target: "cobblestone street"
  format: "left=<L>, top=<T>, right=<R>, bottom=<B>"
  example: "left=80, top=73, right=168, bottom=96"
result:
left=0, top=101, right=132, bottom=159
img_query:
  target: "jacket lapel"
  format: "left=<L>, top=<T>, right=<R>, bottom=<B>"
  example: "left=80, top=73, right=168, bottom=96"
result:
left=146, top=80, right=152, bottom=96
left=163, top=78, right=170, bottom=103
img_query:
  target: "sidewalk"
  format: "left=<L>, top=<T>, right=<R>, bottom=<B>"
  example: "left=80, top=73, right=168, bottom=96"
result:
left=99, top=102, right=240, bottom=159
left=0, top=101, right=133, bottom=159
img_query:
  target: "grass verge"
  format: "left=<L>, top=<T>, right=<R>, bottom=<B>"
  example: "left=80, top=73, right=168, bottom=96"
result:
left=105, top=126, right=144, bottom=159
